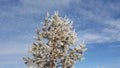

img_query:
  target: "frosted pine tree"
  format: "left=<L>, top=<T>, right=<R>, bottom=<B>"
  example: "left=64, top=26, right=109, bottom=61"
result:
left=23, top=11, right=87, bottom=68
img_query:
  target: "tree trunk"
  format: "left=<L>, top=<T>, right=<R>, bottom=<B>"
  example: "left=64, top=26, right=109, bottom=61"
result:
left=50, top=41, right=55, bottom=68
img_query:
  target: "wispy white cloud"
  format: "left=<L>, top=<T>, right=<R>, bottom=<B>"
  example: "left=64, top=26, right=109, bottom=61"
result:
left=0, top=61, right=19, bottom=65
left=0, top=32, right=33, bottom=55
left=73, top=0, right=120, bottom=44
left=110, top=45, right=120, bottom=48
left=77, top=31, right=111, bottom=44
left=20, top=0, right=71, bottom=7
left=0, top=42, right=29, bottom=55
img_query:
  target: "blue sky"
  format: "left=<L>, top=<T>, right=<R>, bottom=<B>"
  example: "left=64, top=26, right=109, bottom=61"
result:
left=0, top=0, right=120, bottom=68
